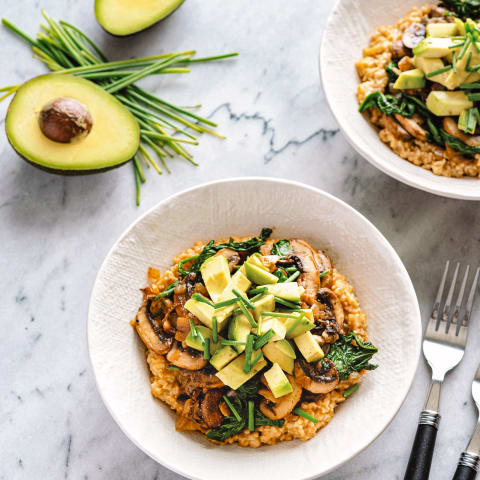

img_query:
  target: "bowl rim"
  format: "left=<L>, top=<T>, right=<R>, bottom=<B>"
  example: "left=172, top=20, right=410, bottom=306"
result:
left=319, top=0, right=480, bottom=201
left=87, top=176, right=422, bottom=479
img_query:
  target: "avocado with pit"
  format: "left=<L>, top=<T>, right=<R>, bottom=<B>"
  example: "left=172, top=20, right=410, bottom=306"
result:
left=393, top=69, right=425, bottom=90
left=95, top=0, right=185, bottom=36
left=215, top=351, right=267, bottom=390
left=426, top=91, right=473, bottom=116
left=228, top=312, right=252, bottom=353
left=263, top=363, right=293, bottom=398
left=6, top=74, right=140, bottom=174
left=294, top=331, right=324, bottom=363
left=262, top=340, right=295, bottom=374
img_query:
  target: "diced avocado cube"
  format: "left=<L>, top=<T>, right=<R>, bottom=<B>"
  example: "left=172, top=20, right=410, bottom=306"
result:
left=458, top=108, right=477, bottom=134
left=252, top=294, right=276, bottom=321
left=260, top=282, right=304, bottom=302
left=294, top=331, right=324, bottom=363
left=278, top=311, right=315, bottom=339
left=456, top=18, right=466, bottom=36
left=228, top=312, right=251, bottom=353
left=245, top=253, right=268, bottom=271
left=210, top=345, right=239, bottom=370
left=184, top=298, right=217, bottom=330
left=274, top=338, right=296, bottom=359
left=426, top=91, right=473, bottom=116
left=215, top=351, right=267, bottom=390
left=464, top=71, right=480, bottom=84
left=244, top=262, right=279, bottom=285
left=263, top=363, right=293, bottom=398
left=185, top=325, right=223, bottom=353
left=262, top=341, right=295, bottom=374
left=214, top=270, right=252, bottom=325
left=200, top=255, right=231, bottom=302
left=426, top=23, right=458, bottom=37
left=444, top=44, right=480, bottom=89
left=413, top=37, right=458, bottom=57
left=255, top=317, right=287, bottom=341
left=393, top=69, right=425, bottom=90
left=414, top=56, right=451, bottom=88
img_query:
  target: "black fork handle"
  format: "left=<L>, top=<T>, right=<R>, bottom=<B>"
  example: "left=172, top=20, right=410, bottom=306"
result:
left=452, top=452, right=480, bottom=480
left=404, top=411, right=440, bottom=480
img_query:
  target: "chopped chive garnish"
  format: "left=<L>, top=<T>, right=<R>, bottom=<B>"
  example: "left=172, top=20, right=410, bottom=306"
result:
left=153, top=280, right=180, bottom=300
left=425, top=65, right=453, bottom=78
left=466, top=52, right=473, bottom=71
left=449, top=41, right=465, bottom=49
left=223, top=395, right=242, bottom=422
left=460, top=83, right=480, bottom=89
left=284, top=266, right=297, bottom=272
left=468, top=93, right=480, bottom=101
left=319, top=269, right=330, bottom=279
left=248, top=400, right=255, bottom=431
left=452, top=51, right=457, bottom=73
left=189, top=318, right=197, bottom=337
left=243, top=335, right=254, bottom=373
left=214, top=297, right=239, bottom=309
left=248, top=287, right=268, bottom=295
left=203, top=338, right=210, bottom=360
left=458, top=36, right=472, bottom=60
left=250, top=351, right=264, bottom=369
left=167, top=365, right=179, bottom=370
left=286, top=315, right=304, bottom=336
left=232, top=289, right=254, bottom=309
left=473, top=36, right=480, bottom=54
left=196, top=328, right=205, bottom=346
left=274, top=296, right=301, bottom=309
left=257, top=313, right=262, bottom=338
left=212, top=316, right=218, bottom=343
left=286, top=271, right=301, bottom=282
left=342, top=384, right=359, bottom=398
left=178, top=255, right=199, bottom=275
left=293, top=408, right=318, bottom=424
left=261, top=311, right=302, bottom=319
left=249, top=291, right=267, bottom=303
left=221, top=339, right=247, bottom=346
left=238, top=300, right=257, bottom=328
left=254, top=329, right=275, bottom=349
left=192, top=293, right=214, bottom=306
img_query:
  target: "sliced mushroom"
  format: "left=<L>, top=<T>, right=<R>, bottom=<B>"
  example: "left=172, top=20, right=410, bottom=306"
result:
left=429, top=6, right=447, bottom=18
left=178, top=368, right=225, bottom=395
left=200, top=388, right=225, bottom=428
left=294, top=358, right=339, bottom=394
left=394, top=114, right=428, bottom=141
left=313, top=288, right=345, bottom=342
left=402, top=23, right=426, bottom=49
left=383, top=113, right=412, bottom=141
left=259, top=374, right=302, bottom=420
left=174, top=316, right=193, bottom=342
left=443, top=117, right=480, bottom=146
left=166, top=341, right=207, bottom=370
left=214, top=248, right=242, bottom=272
left=317, top=250, right=333, bottom=287
left=174, top=272, right=196, bottom=317
left=135, top=301, right=173, bottom=355
left=391, top=40, right=410, bottom=62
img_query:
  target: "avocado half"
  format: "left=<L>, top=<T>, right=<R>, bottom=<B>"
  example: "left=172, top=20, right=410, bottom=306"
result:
left=94, top=0, right=185, bottom=36
left=5, top=74, right=140, bottom=175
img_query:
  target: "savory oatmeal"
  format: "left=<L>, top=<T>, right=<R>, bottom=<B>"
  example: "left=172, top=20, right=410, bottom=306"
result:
left=132, top=229, right=377, bottom=447
left=356, top=1, right=480, bottom=178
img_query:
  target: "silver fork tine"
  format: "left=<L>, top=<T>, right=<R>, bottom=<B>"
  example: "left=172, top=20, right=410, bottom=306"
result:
left=440, top=261, right=459, bottom=332
left=433, top=260, right=450, bottom=330
left=451, top=265, right=470, bottom=335
left=462, top=266, right=480, bottom=329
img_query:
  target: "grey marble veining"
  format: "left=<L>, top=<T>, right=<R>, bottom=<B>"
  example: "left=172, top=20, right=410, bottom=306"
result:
left=1, top=0, right=480, bottom=479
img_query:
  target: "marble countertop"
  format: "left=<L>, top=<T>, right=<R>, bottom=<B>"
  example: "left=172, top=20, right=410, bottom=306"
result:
left=1, top=0, right=480, bottom=479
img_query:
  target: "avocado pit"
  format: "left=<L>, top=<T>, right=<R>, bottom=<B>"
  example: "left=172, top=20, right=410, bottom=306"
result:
left=38, top=97, right=93, bottom=143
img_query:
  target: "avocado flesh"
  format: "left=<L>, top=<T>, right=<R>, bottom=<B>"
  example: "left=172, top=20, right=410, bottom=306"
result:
left=393, top=69, right=425, bottom=90
left=426, top=91, right=473, bottom=116
left=95, top=0, right=185, bottom=36
left=6, top=75, right=140, bottom=173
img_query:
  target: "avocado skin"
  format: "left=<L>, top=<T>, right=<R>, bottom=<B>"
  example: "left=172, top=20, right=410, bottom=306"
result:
left=94, top=0, right=185, bottom=37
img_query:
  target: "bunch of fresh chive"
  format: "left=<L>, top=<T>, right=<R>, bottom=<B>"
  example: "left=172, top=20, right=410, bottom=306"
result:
left=0, top=11, right=237, bottom=204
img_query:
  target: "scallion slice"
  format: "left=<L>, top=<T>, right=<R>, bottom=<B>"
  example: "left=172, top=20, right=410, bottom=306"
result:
left=221, top=339, right=247, bottom=346
left=248, top=287, right=268, bottom=296
left=250, top=351, right=264, bottom=369
left=249, top=291, right=267, bottom=303
left=468, top=93, right=480, bottom=101
left=223, top=395, right=242, bottom=422
left=285, top=271, right=300, bottom=282
left=248, top=400, right=255, bottom=431
left=214, top=297, right=239, bottom=309
left=203, top=338, right=210, bottom=360
left=254, top=329, right=275, bottom=350
left=319, top=269, right=330, bottom=279
left=243, top=335, right=254, bottom=373
left=452, top=51, right=457, bottom=74
left=286, top=314, right=305, bottom=336
left=232, top=288, right=255, bottom=309
left=192, top=293, right=214, bottom=306
left=238, top=300, right=257, bottom=328
left=342, top=384, right=359, bottom=398
left=189, top=318, right=197, bottom=337
left=293, top=408, right=318, bottom=424
left=274, top=296, right=301, bottom=309
left=212, top=316, right=218, bottom=343
left=261, top=311, right=301, bottom=319
left=460, top=82, right=480, bottom=89
left=425, top=65, right=453, bottom=78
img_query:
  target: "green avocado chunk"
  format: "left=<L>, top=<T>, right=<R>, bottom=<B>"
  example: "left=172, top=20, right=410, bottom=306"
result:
left=244, top=262, right=279, bottom=285
left=426, top=91, right=473, bottom=116
left=185, top=325, right=223, bottom=353
left=228, top=312, right=252, bottom=353
left=210, top=345, right=238, bottom=371
left=262, top=341, right=295, bottom=374
left=95, top=0, right=185, bottom=36
left=426, top=23, right=458, bottom=37
left=215, top=351, right=267, bottom=390
left=413, top=37, right=458, bottom=58
left=393, top=69, right=425, bottom=90
left=5, top=74, right=140, bottom=174
left=263, top=363, right=293, bottom=398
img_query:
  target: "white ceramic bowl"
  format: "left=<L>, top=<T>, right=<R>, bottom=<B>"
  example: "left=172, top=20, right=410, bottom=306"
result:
left=320, top=0, right=480, bottom=201
left=88, top=178, right=421, bottom=480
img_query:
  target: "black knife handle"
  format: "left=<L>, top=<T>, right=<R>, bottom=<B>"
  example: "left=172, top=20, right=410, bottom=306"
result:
left=404, top=411, right=440, bottom=480
left=452, top=452, right=480, bottom=480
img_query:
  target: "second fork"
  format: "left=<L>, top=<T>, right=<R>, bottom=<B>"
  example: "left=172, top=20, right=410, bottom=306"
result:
left=404, top=262, right=479, bottom=480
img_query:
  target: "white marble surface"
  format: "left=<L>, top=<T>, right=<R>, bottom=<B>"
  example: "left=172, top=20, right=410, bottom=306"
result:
left=1, top=0, right=480, bottom=479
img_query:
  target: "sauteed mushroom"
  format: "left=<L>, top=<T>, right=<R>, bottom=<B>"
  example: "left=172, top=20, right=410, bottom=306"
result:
left=443, top=117, right=480, bottom=146
left=394, top=114, right=428, bottom=141
left=215, top=248, right=242, bottom=272
left=200, top=389, right=225, bottom=428
left=402, top=22, right=426, bottom=49
left=312, top=288, right=345, bottom=343
left=178, top=368, right=225, bottom=395
left=259, top=375, right=302, bottom=420
left=383, top=114, right=411, bottom=141
left=166, top=341, right=207, bottom=370
left=135, top=301, right=173, bottom=355
left=294, top=358, right=339, bottom=394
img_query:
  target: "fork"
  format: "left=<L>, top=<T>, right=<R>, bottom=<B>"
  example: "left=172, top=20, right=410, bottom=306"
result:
left=452, top=346, right=480, bottom=478
left=404, top=262, right=479, bottom=480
